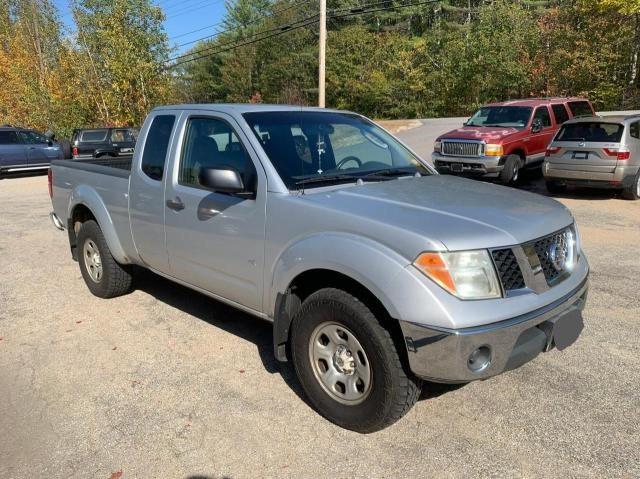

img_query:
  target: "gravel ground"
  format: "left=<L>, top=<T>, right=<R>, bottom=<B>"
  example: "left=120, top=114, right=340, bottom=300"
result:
left=1, top=155, right=639, bottom=478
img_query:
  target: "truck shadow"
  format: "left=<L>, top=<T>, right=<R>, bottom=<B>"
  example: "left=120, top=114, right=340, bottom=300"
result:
left=132, top=268, right=307, bottom=401
left=132, top=267, right=461, bottom=405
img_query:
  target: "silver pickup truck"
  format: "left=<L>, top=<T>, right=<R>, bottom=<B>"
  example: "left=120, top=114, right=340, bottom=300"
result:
left=49, top=104, right=589, bottom=432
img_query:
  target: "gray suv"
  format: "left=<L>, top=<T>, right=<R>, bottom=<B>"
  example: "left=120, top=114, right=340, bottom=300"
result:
left=0, top=126, right=63, bottom=176
left=543, top=115, right=640, bottom=199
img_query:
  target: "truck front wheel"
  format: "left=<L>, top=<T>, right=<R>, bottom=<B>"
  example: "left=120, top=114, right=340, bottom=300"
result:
left=77, top=220, right=133, bottom=298
left=291, top=288, right=421, bottom=433
left=500, top=155, right=522, bottom=184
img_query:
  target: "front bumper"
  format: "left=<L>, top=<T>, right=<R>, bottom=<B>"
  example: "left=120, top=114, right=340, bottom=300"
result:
left=432, top=152, right=504, bottom=178
left=400, top=277, right=589, bottom=382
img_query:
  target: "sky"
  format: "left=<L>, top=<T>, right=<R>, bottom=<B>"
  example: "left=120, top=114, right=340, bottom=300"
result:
left=52, top=0, right=229, bottom=55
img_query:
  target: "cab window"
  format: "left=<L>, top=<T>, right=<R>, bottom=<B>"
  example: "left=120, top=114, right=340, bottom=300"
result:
left=551, top=104, right=569, bottom=125
left=532, top=106, right=552, bottom=128
left=179, top=117, right=256, bottom=193
left=140, top=115, right=175, bottom=181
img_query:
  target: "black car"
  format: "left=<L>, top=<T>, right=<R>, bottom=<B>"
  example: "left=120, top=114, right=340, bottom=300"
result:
left=71, top=127, right=137, bottom=160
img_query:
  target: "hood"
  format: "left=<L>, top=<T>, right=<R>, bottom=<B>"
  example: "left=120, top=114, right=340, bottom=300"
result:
left=438, top=126, right=521, bottom=143
left=301, top=176, right=573, bottom=252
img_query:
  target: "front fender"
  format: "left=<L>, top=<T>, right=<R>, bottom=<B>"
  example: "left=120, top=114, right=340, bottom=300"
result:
left=269, top=232, right=410, bottom=319
left=67, top=184, right=129, bottom=264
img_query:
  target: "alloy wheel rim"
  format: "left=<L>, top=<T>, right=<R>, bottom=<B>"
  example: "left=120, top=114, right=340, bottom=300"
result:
left=83, top=239, right=103, bottom=283
left=308, top=322, right=372, bottom=405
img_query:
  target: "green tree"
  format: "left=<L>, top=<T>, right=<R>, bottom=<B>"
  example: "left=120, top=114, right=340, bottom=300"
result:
left=72, top=0, right=172, bottom=125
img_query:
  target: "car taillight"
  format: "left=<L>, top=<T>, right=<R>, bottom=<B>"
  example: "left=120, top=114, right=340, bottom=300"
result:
left=72, top=146, right=78, bottom=157
left=603, top=147, right=630, bottom=160
left=48, top=168, right=53, bottom=198
left=545, top=146, right=561, bottom=157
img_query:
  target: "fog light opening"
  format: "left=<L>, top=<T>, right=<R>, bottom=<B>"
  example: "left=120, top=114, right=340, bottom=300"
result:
left=468, top=346, right=492, bottom=373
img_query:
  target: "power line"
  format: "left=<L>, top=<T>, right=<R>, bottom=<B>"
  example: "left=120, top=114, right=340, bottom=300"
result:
left=169, top=16, right=318, bottom=68
left=173, top=0, right=315, bottom=48
left=168, top=11, right=319, bottom=63
left=167, top=0, right=440, bottom=68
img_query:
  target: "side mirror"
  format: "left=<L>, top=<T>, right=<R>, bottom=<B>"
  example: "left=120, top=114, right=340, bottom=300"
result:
left=531, top=119, right=543, bottom=134
left=47, top=139, right=54, bottom=146
left=199, top=167, right=244, bottom=194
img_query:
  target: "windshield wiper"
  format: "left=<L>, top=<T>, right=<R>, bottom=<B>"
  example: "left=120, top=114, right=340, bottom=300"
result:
left=295, top=174, right=357, bottom=187
left=360, top=168, right=417, bottom=179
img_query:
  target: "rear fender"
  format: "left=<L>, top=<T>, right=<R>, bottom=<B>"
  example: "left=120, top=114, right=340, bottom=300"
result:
left=67, top=184, right=129, bottom=264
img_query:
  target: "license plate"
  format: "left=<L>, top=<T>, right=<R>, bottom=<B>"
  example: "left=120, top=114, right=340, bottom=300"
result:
left=572, top=151, right=588, bottom=160
left=451, top=163, right=463, bottom=172
left=120, top=147, right=133, bottom=153
left=553, top=309, right=584, bottom=350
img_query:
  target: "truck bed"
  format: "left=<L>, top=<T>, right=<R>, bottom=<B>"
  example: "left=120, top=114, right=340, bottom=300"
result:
left=52, top=156, right=133, bottom=178
left=50, top=157, right=136, bottom=259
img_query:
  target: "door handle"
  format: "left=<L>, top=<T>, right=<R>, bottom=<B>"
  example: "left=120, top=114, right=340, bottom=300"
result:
left=166, top=197, right=185, bottom=211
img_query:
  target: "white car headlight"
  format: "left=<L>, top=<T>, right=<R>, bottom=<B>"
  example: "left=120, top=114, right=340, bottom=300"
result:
left=413, top=250, right=502, bottom=299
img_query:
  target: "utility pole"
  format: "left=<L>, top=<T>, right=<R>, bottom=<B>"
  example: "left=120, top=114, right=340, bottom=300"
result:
left=318, top=0, right=326, bottom=108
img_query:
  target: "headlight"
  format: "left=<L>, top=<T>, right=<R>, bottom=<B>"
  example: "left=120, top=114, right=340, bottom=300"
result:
left=434, top=140, right=442, bottom=153
left=484, top=144, right=504, bottom=156
left=413, top=250, right=502, bottom=299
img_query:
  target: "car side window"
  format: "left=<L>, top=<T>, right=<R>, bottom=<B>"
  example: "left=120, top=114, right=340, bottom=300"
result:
left=533, top=106, right=552, bottom=128
left=18, top=131, right=47, bottom=144
left=140, top=115, right=176, bottom=181
left=179, top=117, right=257, bottom=193
left=0, top=131, right=19, bottom=144
left=551, top=104, right=569, bottom=125
left=630, top=121, right=640, bottom=139
left=567, top=101, right=593, bottom=117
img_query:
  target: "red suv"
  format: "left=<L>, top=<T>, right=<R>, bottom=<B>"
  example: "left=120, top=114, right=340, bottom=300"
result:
left=432, top=97, right=595, bottom=183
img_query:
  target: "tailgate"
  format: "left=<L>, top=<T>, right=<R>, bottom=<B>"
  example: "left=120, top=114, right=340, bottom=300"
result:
left=547, top=141, right=621, bottom=173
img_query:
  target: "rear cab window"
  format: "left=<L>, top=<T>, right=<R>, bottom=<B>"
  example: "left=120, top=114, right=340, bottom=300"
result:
left=110, top=129, right=136, bottom=143
left=556, top=122, right=624, bottom=142
left=551, top=104, right=570, bottom=125
left=80, top=129, right=109, bottom=142
left=140, top=115, right=176, bottom=181
left=567, top=101, right=594, bottom=118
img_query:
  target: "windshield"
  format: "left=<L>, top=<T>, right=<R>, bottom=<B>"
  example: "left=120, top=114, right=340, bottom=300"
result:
left=242, top=111, right=430, bottom=189
left=555, top=122, right=624, bottom=142
left=466, top=106, right=533, bottom=128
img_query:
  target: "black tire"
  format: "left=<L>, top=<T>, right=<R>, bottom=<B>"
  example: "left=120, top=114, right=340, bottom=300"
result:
left=291, top=288, right=421, bottom=433
left=545, top=180, right=567, bottom=194
left=76, top=220, right=133, bottom=298
left=500, top=154, right=522, bottom=184
left=621, top=170, right=640, bottom=200
left=60, top=140, right=72, bottom=159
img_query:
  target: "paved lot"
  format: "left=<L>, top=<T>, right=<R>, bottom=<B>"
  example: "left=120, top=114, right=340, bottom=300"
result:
left=1, top=126, right=639, bottom=478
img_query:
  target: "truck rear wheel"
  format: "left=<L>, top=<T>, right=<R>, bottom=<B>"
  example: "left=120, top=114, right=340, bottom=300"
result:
left=77, top=220, right=133, bottom=298
left=291, top=288, right=421, bottom=433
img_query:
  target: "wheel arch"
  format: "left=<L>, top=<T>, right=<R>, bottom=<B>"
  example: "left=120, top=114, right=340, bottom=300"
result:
left=66, top=186, right=129, bottom=263
left=272, top=264, right=408, bottom=364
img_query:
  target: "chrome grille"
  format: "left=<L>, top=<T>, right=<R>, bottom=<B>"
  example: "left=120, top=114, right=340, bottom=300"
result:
left=491, top=248, right=526, bottom=291
left=533, top=228, right=573, bottom=285
left=442, top=141, right=482, bottom=157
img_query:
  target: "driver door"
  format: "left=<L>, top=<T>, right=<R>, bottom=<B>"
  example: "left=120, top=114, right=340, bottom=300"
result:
left=163, top=112, right=267, bottom=312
